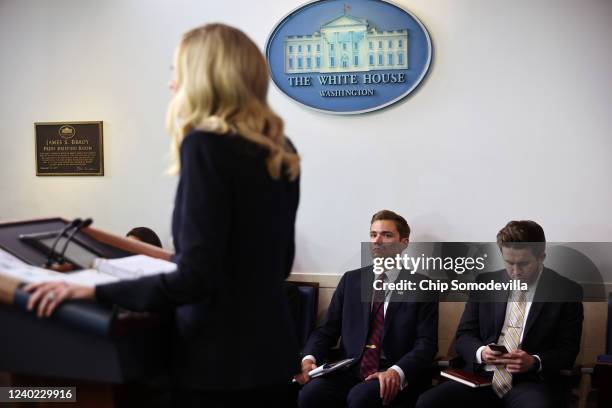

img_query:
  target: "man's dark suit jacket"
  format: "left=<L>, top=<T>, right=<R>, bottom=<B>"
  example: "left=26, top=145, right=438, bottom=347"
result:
left=303, top=267, right=438, bottom=385
left=95, top=131, right=300, bottom=390
left=455, top=267, right=584, bottom=382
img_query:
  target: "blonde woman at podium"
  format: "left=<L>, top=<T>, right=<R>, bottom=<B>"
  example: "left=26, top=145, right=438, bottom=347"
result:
left=25, top=23, right=301, bottom=407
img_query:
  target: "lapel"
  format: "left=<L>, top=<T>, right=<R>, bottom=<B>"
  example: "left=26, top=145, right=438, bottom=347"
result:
left=493, top=271, right=510, bottom=335
left=361, top=267, right=375, bottom=340
left=523, top=268, right=549, bottom=338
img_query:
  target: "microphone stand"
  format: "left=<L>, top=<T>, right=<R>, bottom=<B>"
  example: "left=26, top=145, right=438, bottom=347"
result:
left=44, top=218, right=82, bottom=270
left=54, top=218, right=94, bottom=270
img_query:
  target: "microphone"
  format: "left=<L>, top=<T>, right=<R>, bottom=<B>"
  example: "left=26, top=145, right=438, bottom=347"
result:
left=56, top=218, right=93, bottom=264
left=45, top=218, right=82, bottom=267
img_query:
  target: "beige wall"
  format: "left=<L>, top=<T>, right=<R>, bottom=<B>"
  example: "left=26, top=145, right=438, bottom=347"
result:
left=1, top=0, right=611, bottom=276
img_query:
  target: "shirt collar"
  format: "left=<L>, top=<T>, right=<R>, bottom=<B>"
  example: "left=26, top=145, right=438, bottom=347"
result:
left=373, top=267, right=400, bottom=284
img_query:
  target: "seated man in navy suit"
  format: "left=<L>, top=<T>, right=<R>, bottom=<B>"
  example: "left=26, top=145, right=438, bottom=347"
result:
left=416, top=220, right=583, bottom=408
left=296, top=210, right=438, bottom=408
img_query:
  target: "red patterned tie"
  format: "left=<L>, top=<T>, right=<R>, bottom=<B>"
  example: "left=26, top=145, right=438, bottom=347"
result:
left=360, top=273, right=387, bottom=379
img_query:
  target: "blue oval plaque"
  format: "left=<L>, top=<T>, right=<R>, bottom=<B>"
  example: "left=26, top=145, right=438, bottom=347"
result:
left=265, top=0, right=433, bottom=114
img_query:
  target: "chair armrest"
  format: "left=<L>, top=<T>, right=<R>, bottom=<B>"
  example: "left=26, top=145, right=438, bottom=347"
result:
left=581, top=363, right=596, bottom=375
left=560, top=366, right=581, bottom=377
left=434, top=355, right=462, bottom=369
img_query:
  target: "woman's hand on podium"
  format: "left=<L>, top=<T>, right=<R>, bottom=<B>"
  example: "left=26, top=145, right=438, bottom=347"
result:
left=24, top=281, right=94, bottom=318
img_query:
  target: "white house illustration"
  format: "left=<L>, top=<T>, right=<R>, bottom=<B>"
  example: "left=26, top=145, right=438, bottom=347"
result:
left=284, top=11, right=408, bottom=73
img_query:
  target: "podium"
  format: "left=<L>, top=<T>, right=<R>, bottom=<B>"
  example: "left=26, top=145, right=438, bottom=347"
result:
left=0, top=217, right=174, bottom=407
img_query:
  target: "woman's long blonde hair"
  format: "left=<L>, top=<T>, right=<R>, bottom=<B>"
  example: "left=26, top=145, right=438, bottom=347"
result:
left=166, top=23, right=299, bottom=180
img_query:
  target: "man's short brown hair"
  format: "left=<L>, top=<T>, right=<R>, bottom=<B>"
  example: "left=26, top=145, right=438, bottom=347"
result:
left=496, top=220, right=546, bottom=256
left=370, top=210, right=410, bottom=239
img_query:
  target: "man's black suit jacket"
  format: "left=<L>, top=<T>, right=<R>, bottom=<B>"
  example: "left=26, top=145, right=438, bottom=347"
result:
left=95, top=131, right=300, bottom=390
left=455, top=267, right=584, bottom=382
left=303, top=267, right=438, bottom=385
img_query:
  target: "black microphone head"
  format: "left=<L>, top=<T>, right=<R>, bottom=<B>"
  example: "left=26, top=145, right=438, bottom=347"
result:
left=70, top=218, right=83, bottom=227
left=81, top=218, right=93, bottom=228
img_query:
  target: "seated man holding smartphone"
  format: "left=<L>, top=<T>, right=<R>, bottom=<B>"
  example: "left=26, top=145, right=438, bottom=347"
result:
left=417, top=220, right=583, bottom=408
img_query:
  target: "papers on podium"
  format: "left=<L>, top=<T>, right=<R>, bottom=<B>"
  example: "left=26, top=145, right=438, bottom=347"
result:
left=0, top=247, right=67, bottom=284
left=440, top=369, right=492, bottom=387
left=61, top=269, right=120, bottom=286
left=0, top=263, right=118, bottom=287
left=0, top=247, right=27, bottom=267
left=92, top=255, right=177, bottom=280
left=0, top=248, right=176, bottom=287
left=308, top=358, right=356, bottom=379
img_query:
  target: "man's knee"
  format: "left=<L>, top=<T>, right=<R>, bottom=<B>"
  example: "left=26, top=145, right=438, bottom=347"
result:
left=415, top=387, right=443, bottom=408
left=504, top=383, right=556, bottom=408
left=298, top=381, right=331, bottom=408
left=505, top=396, right=554, bottom=408
left=416, top=382, right=466, bottom=408
left=346, top=380, right=381, bottom=408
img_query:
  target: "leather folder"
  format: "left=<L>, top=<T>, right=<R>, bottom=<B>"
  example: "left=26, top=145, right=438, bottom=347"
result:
left=441, top=368, right=492, bottom=388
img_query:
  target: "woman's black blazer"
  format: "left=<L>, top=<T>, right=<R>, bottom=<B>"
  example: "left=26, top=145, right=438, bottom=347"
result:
left=96, top=130, right=300, bottom=390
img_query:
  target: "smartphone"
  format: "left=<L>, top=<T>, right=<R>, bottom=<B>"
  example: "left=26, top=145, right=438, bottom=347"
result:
left=488, top=344, right=509, bottom=354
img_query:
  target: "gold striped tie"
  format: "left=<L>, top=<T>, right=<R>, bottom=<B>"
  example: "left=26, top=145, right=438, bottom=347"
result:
left=492, top=290, right=527, bottom=398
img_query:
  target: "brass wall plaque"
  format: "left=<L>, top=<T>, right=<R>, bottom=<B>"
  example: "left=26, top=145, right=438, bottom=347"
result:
left=35, top=121, right=104, bottom=176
